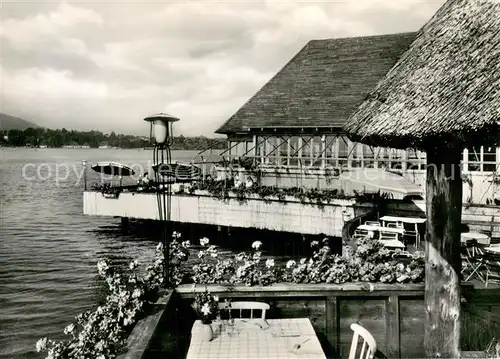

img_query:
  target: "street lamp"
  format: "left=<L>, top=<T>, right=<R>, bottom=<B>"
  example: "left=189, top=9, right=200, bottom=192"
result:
left=144, top=113, right=180, bottom=146
left=143, top=112, right=179, bottom=287
left=82, top=160, right=87, bottom=190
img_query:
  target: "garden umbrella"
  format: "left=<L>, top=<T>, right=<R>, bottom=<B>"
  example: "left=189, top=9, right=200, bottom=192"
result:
left=91, top=162, right=135, bottom=187
left=343, top=0, right=500, bottom=357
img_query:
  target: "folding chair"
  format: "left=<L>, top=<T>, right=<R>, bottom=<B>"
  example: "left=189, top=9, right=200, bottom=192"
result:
left=461, top=240, right=485, bottom=282
left=483, top=252, right=500, bottom=288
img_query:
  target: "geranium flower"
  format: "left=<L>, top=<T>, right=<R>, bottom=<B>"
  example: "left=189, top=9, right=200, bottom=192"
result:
left=36, top=338, right=47, bottom=352
left=200, top=237, right=210, bottom=246
left=129, top=260, right=139, bottom=270
left=286, top=260, right=296, bottom=269
left=97, top=260, right=109, bottom=275
left=265, top=259, right=275, bottom=268
left=201, top=303, right=211, bottom=316
left=251, top=241, right=262, bottom=250
left=63, top=323, right=75, bottom=335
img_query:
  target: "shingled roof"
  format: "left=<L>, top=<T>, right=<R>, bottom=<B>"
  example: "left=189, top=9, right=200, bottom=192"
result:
left=344, top=0, right=500, bottom=150
left=216, top=32, right=417, bottom=135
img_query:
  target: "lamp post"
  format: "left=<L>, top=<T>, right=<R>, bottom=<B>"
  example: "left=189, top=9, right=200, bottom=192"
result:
left=144, top=113, right=180, bottom=287
left=82, top=160, right=87, bottom=191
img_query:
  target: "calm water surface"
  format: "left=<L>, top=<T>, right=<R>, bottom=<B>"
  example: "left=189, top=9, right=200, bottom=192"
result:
left=0, top=148, right=214, bottom=359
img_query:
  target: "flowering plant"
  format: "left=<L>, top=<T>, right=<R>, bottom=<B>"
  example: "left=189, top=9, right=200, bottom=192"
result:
left=192, top=290, right=220, bottom=324
left=36, top=233, right=191, bottom=359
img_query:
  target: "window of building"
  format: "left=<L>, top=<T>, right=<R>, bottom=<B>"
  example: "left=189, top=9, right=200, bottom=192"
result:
left=483, top=146, right=498, bottom=172
left=362, top=144, right=375, bottom=168
left=468, top=147, right=481, bottom=171
left=289, top=136, right=300, bottom=166
left=338, top=137, right=349, bottom=169
left=311, top=136, right=323, bottom=167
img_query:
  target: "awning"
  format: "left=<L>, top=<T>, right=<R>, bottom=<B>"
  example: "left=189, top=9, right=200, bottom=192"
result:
left=340, top=168, right=423, bottom=200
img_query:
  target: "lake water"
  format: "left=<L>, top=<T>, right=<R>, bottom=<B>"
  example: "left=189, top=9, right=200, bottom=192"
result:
left=0, top=148, right=217, bottom=359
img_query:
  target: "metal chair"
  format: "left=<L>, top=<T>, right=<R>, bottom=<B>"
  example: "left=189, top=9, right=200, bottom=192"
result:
left=218, top=301, right=270, bottom=319
left=483, top=252, right=500, bottom=287
left=348, top=323, right=377, bottom=359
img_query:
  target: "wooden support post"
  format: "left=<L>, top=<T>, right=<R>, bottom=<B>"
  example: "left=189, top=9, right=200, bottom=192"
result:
left=424, top=148, right=463, bottom=358
left=386, top=295, right=400, bottom=358
left=326, top=296, right=339, bottom=357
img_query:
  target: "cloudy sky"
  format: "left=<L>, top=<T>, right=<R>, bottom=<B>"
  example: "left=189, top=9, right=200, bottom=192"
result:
left=2, top=0, right=445, bottom=137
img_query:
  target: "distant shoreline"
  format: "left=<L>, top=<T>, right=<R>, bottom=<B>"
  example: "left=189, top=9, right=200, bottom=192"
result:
left=0, top=145, right=213, bottom=151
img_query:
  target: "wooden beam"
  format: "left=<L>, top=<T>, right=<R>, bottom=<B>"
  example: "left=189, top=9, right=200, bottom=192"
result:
left=424, top=148, right=463, bottom=358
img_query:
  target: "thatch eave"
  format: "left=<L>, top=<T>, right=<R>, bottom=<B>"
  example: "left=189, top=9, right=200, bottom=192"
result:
left=346, top=123, right=500, bottom=151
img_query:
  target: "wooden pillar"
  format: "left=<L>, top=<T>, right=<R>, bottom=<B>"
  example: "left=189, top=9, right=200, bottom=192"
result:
left=424, top=148, right=463, bottom=358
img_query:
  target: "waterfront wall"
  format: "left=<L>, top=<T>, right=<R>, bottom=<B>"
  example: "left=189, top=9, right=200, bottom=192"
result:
left=83, top=191, right=374, bottom=237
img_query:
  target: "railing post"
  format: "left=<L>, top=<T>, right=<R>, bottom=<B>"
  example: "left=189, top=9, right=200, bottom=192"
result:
left=386, top=295, right=401, bottom=358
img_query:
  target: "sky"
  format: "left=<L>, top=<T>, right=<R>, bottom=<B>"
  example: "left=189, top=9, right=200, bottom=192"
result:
left=1, top=0, right=445, bottom=137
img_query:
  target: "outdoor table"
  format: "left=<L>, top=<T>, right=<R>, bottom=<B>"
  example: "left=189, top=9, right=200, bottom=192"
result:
left=357, top=224, right=404, bottom=234
left=461, top=232, right=490, bottom=246
left=186, top=318, right=326, bottom=359
left=484, top=246, right=500, bottom=255
left=380, top=216, right=426, bottom=246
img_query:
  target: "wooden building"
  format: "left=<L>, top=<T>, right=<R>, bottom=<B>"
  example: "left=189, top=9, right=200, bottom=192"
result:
left=205, top=31, right=499, bottom=203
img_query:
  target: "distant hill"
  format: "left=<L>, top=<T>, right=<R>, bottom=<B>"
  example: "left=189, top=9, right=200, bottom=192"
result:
left=0, top=113, right=39, bottom=130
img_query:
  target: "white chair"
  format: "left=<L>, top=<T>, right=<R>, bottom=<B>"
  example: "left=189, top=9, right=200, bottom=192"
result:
left=365, top=221, right=381, bottom=226
left=218, top=301, right=270, bottom=319
left=348, top=323, right=377, bottom=359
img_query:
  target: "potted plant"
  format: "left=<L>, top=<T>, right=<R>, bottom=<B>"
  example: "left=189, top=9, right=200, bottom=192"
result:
left=192, top=290, right=220, bottom=341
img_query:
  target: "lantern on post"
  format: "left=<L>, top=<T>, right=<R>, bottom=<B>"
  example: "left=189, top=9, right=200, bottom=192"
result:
left=144, top=113, right=180, bottom=287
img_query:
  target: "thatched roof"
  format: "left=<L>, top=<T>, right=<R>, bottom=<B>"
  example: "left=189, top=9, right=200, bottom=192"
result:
left=216, top=32, right=416, bottom=134
left=344, top=0, right=500, bottom=150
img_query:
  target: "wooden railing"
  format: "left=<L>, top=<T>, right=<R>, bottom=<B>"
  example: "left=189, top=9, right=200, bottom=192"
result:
left=117, top=282, right=499, bottom=359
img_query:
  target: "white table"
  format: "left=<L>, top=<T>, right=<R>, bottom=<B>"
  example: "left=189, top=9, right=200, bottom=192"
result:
left=484, top=246, right=500, bottom=254
left=461, top=232, right=490, bottom=245
left=379, top=216, right=427, bottom=225
left=186, top=318, right=326, bottom=359
left=357, top=224, right=404, bottom=234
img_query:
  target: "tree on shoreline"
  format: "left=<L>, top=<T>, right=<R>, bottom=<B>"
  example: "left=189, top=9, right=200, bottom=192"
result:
left=0, top=128, right=226, bottom=150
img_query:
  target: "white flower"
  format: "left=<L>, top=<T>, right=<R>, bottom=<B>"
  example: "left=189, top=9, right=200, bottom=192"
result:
left=311, top=240, right=319, bottom=247
left=251, top=241, right=262, bottom=250
left=97, top=260, right=109, bottom=275
left=200, top=237, right=210, bottom=246
left=286, top=260, right=296, bottom=269
left=63, top=323, right=75, bottom=335
left=172, top=231, right=181, bottom=239
left=213, top=295, right=219, bottom=302
left=36, top=338, right=47, bottom=352
left=129, top=260, right=139, bottom=270
left=300, top=258, right=307, bottom=265
left=132, top=288, right=142, bottom=299
left=265, top=259, right=275, bottom=268
left=201, top=303, right=211, bottom=316
left=198, top=251, right=205, bottom=259
left=210, top=251, right=218, bottom=258
left=181, top=240, right=191, bottom=248
left=156, top=242, right=163, bottom=251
